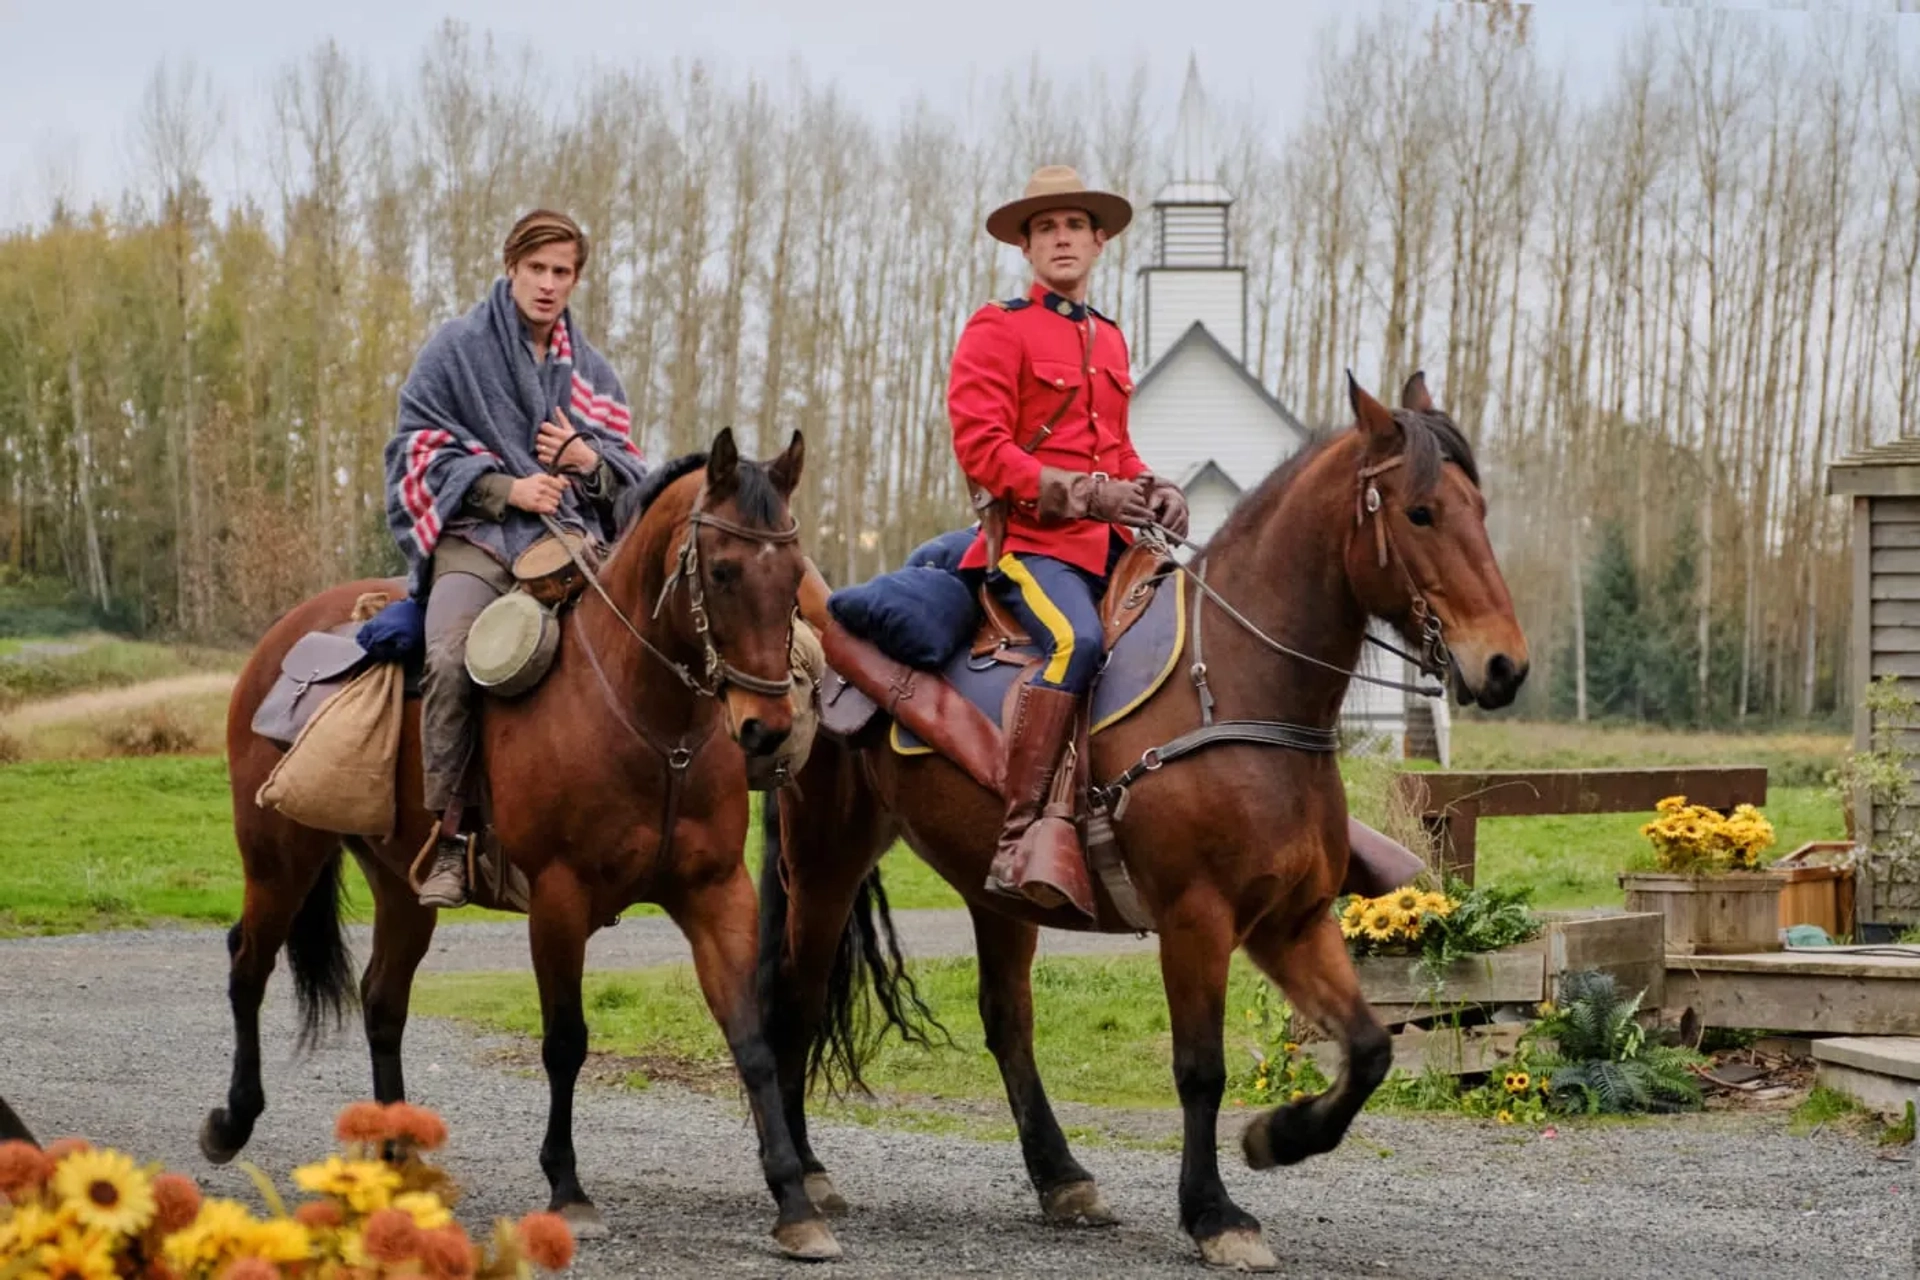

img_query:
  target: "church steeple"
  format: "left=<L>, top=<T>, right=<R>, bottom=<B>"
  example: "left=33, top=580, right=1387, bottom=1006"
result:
left=1139, top=55, right=1246, bottom=367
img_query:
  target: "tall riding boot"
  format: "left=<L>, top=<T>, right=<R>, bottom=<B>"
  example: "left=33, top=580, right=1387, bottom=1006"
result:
left=985, top=682, right=1095, bottom=920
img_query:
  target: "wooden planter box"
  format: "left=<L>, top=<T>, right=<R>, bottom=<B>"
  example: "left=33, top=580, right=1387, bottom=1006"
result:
left=1772, top=841, right=1856, bottom=938
left=1620, top=871, right=1782, bottom=955
left=1354, top=911, right=1666, bottom=1025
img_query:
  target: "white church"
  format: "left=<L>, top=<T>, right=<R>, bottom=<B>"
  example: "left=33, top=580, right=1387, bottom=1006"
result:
left=1124, top=60, right=1449, bottom=764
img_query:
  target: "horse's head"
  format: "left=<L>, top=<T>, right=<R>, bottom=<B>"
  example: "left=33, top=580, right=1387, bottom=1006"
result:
left=651, top=427, right=808, bottom=762
left=1342, top=372, right=1529, bottom=709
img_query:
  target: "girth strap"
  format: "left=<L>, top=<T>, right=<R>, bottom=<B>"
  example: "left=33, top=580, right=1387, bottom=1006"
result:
left=1099, top=718, right=1341, bottom=818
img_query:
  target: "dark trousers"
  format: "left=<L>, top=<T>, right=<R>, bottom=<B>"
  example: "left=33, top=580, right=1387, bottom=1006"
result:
left=988, top=552, right=1106, bottom=695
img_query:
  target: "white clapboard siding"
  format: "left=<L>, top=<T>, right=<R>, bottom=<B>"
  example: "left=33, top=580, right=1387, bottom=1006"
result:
left=1141, top=272, right=1245, bottom=369
left=1183, top=467, right=1243, bottom=547
left=1130, top=329, right=1306, bottom=494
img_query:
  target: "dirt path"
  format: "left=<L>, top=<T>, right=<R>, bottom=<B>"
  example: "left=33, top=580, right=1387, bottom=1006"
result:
left=2, top=921, right=1911, bottom=1278
left=0, top=672, right=236, bottom=729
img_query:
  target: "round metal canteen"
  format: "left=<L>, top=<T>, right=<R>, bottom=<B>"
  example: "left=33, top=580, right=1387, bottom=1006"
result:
left=464, top=590, right=559, bottom=698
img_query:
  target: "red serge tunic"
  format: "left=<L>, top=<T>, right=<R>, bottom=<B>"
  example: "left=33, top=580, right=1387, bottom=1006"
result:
left=949, top=282, right=1149, bottom=577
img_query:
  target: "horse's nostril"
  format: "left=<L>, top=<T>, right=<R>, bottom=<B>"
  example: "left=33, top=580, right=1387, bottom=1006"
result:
left=1488, top=653, right=1515, bottom=688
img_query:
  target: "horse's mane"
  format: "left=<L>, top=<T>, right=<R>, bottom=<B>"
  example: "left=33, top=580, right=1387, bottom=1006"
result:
left=613, top=449, right=786, bottom=538
left=1206, top=408, right=1480, bottom=552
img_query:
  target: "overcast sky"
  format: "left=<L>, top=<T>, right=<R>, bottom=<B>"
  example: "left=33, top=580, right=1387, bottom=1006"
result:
left=0, top=1, right=1906, bottom=227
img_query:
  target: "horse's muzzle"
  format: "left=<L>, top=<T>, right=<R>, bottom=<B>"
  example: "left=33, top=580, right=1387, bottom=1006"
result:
left=1455, top=651, right=1527, bottom=710
left=738, top=717, right=791, bottom=759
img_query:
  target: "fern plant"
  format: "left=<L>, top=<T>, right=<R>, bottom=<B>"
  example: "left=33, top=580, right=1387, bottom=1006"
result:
left=1537, top=969, right=1703, bottom=1115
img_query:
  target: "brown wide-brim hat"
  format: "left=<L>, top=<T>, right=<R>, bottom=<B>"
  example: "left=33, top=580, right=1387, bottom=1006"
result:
left=986, top=165, right=1133, bottom=246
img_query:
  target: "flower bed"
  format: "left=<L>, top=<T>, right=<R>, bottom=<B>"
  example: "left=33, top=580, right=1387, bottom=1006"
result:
left=0, top=1102, right=575, bottom=1279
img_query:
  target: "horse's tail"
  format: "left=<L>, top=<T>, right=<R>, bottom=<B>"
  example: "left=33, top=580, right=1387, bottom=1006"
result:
left=283, top=850, right=355, bottom=1050
left=754, top=779, right=945, bottom=1098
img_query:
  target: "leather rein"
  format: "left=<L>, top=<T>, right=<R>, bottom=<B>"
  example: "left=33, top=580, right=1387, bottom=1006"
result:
left=538, top=484, right=800, bottom=863
left=1095, top=449, right=1453, bottom=815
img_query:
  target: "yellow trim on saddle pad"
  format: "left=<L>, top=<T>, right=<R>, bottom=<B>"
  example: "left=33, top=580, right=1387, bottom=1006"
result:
left=886, top=573, right=1186, bottom=756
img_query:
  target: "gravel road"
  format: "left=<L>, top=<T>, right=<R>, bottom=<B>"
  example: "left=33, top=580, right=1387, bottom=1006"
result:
left=2, top=917, right=1912, bottom=1279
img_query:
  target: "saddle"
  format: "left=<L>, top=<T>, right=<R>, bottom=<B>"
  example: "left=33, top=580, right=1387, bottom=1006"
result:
left=813, top=542, right=1179, bottom=930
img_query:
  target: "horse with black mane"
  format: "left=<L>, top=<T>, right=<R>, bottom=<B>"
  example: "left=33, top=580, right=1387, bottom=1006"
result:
left=205, top=428, right=841, bottom=1260
left=757, top=375, right=1529, bottom=1269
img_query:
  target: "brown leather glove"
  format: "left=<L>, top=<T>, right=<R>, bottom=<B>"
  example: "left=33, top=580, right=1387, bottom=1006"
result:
left=1036, top=467, right=1154, bottom=527
left=1143, top=476, right=1189, bottom=539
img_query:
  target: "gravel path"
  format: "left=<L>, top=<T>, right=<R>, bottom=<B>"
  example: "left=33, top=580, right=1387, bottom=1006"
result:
left=2, top=917, right=1912, bottom=1278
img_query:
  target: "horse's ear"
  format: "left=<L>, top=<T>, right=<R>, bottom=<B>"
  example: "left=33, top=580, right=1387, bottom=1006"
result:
left=707, top=427, right=740, bottom=497
left=1400, top=370, right=1435, bottom=413
left=1347, top=370, right=1398, bottom=447
left=769, top=430, right=805, bottom=497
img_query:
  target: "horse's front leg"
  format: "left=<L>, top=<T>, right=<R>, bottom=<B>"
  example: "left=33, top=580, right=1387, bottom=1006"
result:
left=528, top=869, right=602, bottom=1236
left=968, top=904, right=1113, bottom=1226
left=1159, top=890, right=1277, bottom=1272
left=1238, top=911, right=1392, bottom=1169
left=670, top=864, right=839, bottom=1261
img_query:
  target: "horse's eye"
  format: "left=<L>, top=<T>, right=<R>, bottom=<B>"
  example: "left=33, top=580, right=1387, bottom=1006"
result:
left=1407, top=506, right=1435, bottom=528
left=710, top=561, right=742, bottom=589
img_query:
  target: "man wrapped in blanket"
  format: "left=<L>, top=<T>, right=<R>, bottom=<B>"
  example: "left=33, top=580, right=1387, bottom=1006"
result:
left=383, top=209, right=649, bottom=908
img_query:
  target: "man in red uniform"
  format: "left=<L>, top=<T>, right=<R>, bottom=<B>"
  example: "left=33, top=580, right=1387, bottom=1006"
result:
left=949, top=165, right=1188, bottom=920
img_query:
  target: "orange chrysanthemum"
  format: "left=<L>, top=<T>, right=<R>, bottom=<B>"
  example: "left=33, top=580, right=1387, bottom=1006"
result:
left=217, top=1259, right=282, bottom=1280
left=383, top=1104, right=448, bottom=1152
left=294, top=1200, right=344, bottom=1230
left=516, top=1213, right=575, bottom=1271
left=0, top=1140, right=52, bottom=1196
left=361, top=1209, right=422, bottom=1264
left=41, top=1137, right=92, bottom=1163
left=151, top=1173, right=203, bottom=1234
left=420, top=1225, right=476, bottom=1280
left=333, top=1102, right=391, bottom=1147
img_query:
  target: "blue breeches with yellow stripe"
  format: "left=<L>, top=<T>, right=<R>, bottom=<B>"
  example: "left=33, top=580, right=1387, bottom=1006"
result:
left=989, top=553, right=1106, bottom=695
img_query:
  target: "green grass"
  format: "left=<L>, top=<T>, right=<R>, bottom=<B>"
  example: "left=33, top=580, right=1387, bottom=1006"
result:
left=0, top=754, right=959, bottom=936
left=1473, top=785, right=1842, bottom=911
left=0, top=717, right=1852, bottom=935
left=1789, top=1086, right=1869, bottom=1136
left=1448, top=718, right=1847, bottom=789
left=416, top=953, right=1289, bottom=1113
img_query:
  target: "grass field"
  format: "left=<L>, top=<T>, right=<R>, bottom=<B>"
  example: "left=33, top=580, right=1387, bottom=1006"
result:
left=0, top=635, right=241, bottom=713
left=0, top=714, right=1851, bottom=935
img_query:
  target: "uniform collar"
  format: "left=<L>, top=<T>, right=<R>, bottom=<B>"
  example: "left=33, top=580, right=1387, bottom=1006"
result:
left=1029, top=281, right=1091, bottom=322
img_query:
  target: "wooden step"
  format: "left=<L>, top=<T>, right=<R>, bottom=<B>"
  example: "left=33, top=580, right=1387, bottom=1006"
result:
left=1811, top=1036, right=1920, bottom=1120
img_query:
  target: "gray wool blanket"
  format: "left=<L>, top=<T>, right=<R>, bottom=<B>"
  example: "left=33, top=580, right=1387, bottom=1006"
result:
left=384, top=277, right=649, bottom=596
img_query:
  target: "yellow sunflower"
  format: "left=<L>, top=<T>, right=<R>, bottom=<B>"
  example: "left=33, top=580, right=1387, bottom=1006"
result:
left=291, top=1156, right=401, bottom=1214
left=0, top=1201, right=73, bottom=1261
left=1420, top=892, right=1454, bottom=917
left=243, top=1217, right=314, bottom=1264
left=30, top=1225, right=116, bottom=1280
left=50, top=1148, right=156, bottom=1237
left=163, top=1198, right=258, bottom=1273
left=1361, top=905, right=1397, bottom=941
left=391, top=1191, right=453, bottom=1232
left=1505, top=1072, right=1530, bottom=1095
left=1391, top=908, right=1423, bottom=937
left=1390, top=889, right=1424, bottom=915
left=1496, top=1109, right=1514, bottom=1125
left=1341, top=899, right=1367, bottom=926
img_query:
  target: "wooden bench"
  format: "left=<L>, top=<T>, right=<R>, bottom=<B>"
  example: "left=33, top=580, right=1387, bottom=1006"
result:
left=1389, top=766, right=1770, bottom=885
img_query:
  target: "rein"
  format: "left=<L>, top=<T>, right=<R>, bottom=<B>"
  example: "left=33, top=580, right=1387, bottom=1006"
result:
left=1094, top=445, right=1453, bottom=818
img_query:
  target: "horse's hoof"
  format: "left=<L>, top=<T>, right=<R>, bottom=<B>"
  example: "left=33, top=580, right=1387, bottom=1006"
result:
left=1241, top=1112, right=1277, bottom=1171
left=804, top=1171, right=849, bottom=1216
left=559, top=1202, right=608, bottom=1240
left=1198, top=1228, right=1279, bottom=1272
left=198, top=1113, right=239, bottom=1166
left=773, top=1218, right=842, bottom=1261
left=1040, top=1180, right=1116, bottom=1227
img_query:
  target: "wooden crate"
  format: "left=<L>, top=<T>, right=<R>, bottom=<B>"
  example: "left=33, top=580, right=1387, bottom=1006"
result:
left=1356, top=911, right=1666, bottom=1026
left=1621, top=872, right=1783, bottom=955
left=1772, top=841, right=1856, bottom=938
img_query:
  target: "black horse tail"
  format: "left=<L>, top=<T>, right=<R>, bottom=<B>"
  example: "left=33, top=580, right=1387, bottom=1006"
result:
left=754, top=781, right=945, bottom=1098
left=278, top=849, right=355, bottom=1050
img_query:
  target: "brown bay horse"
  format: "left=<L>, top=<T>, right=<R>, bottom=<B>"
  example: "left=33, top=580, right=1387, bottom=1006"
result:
left=206, top=428, right=841, bottom=1259
left=757, top=376, right=1529, bottom=1269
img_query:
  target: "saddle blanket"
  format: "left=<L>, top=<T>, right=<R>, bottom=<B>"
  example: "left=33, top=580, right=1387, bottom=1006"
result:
left=890, top=572, right=1186, bottom=755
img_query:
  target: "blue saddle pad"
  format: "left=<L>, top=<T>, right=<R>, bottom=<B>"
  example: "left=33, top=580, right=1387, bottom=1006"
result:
left=890, top=573, right=1186, bottom=754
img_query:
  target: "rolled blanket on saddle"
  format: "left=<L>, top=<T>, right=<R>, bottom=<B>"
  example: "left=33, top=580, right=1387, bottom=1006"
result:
left=826, top=527, right=982, bottom=670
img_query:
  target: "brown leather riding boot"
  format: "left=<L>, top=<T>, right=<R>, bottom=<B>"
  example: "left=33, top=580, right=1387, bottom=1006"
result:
left=985, top=683, right=1095, bottom=920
